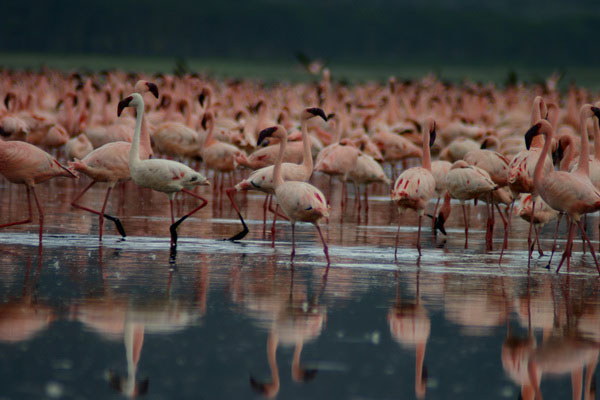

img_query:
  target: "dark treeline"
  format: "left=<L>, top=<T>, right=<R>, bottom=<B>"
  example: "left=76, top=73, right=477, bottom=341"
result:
left=3, top=0, right=600, bottom=66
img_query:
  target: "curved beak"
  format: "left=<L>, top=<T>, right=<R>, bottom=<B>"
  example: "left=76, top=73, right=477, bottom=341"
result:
left=429, top=122, right=437, bottom=148
left=307, top=107, right=328, bottom=121
left=592, top=106, right=600, bottom=120
left=117, top=96, right=133, bottom=117
left=147, top=82, right=159, bottom=99
left=257, top=126, right=278, bottom=147
left=524, top=123, right=541, bottom=150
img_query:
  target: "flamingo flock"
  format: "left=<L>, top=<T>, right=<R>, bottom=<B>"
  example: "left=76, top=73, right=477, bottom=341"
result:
left=2, top=69, right=600, bottom=273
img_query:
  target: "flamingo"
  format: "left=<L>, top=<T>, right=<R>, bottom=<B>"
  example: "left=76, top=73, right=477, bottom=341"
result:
left=445, top=160, right=498, bottom=248
left=0, top=137, right=78, bottom=243
left=225, top=108, right=328, bottom=241
left=69, top=80, right=158, bottom=240
left=391, top=117, right=437, bottom=257
left=525, top=106, right=600, bottom=274
left=118, top=93, right=210, bottom=249
left=346, top=151, right=391, bottom=213
left=256, top=125, right=330, bottom=264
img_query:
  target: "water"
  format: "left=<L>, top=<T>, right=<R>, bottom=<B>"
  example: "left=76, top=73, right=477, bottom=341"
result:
left=0, top=176, right=598, bottom=399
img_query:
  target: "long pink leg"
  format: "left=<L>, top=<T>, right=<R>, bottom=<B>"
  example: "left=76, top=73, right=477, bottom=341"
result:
left=0, top=186, right=32, bottom=229
left=169, top=189, right=209, bottom=248
left=262, top=195, right=269, bottom=236
left=557, top=220, right=575, bottom=273
left=394, top=217, right=401, bottom=260
left=31, top=187, right=44, bottom=244
left=416, top=215, right=422, bottom=256
left=71, top=181, right=126, bottom=238
left=576, top=218, right=600, bottom=275
left=527, top=199, right=536, bottom=269
left=431, top=197, right=441, bottom=236
left=290, top=222, right=296, bottom=261
left=495, top=203, right=509, bottom=251
left=271, top=204, right=279, bottom=248
left=316, top=224, right=330, bottom=265
left=462, top=203, right=469, bottom=249
left=268, top=198, right=289, bottom=220
left=364, top=185, right=369, bottom=212
left=534, top=224, right=543, bottom=256
left=545, top=213, right=563, bottom=269
left=225, top=187, right=248, bottom=241
left=354, top=182, right=361, bottom=212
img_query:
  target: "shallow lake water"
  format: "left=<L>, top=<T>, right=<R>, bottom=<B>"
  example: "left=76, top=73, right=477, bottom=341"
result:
left=0, top=175, right=598, bottom=399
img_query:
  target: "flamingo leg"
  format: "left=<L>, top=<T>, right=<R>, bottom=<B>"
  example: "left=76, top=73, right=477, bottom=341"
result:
left=291, top=222, right=296, bottom=261
left=495, top=202, right=509, bottom=251
left=268, top=198, right=289, bottom=221
left=271, top=204, right=279, bottom=248
left=364, top=185, right=369, bottom=213
left=394, top=216, right=402, bottom=260
left=534, top=224, right=544, bottom=257
left=169, top=189, right=209, bottom=247
left=431, top=196, right=441, bottom=236
left=0, top=186, right=32, bottom=229
left=354, top=182, right=361, bottom=212
left=576, top=218, right=600, bottom=275
left=557, top=219, right=575, bottom=274
left=546, top=213, right=563, bottom=269
left=507, top=199, right=515, bottom=232
left=582, top=214, right=588, bottom=254
left=485, top=195, right=494, bottom=251
left=71, top=180, right=126, bottom=238
left=416, top=215, right=422, bottom=256
left=316, top=224, right=330, bottom=265
left=527, top=199, right=536, bottom=269
left=31, top=187, right=44, bottom=244
left=225, top=187, right=249, bottom=241
left=262, top=195, right=269, bottom=236
left=462, top=203, right=469, bottom=249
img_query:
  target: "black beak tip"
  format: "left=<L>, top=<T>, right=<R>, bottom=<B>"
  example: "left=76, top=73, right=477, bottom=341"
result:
left=524, top=123, right=541, bottom=151
left=307, top=107, right=327, bottom=121
left=257, top=126, right=278, bottom=147
left=592, top=106, right=600, bottom=119
left=147, top=82, right=159, bottom=99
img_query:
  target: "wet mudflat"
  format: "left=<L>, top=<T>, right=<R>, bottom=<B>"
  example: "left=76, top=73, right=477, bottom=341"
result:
left=0, top=176, right=598, bottom=399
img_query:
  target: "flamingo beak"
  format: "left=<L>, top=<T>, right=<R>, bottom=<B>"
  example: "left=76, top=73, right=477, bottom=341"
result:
left=552, top=142, right=564, bottom=166
left=524, top=123, right=541, bottom=150
left=592, top=106, right=600, bottom=120
left=198, top=92, right=206, bottom=107
left=146, top=82, right=159, bottom=99
left=429, top=123, right=436, bottom=148
left=307, top=107, right=328, bottom=121
left=257, top=126, right=278, bottom=146
left=117, top=96, right=133, bottom=117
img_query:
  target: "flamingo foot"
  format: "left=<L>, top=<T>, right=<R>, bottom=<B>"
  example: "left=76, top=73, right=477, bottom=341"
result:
left=103, top=214, right=127, bottom=238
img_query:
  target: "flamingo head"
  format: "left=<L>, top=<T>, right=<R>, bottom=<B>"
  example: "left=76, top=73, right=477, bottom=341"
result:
left=117, top=93, right=143, bottom=117
left=303, top=107, right=328, bottom=122
left=592, top=106, right=600, bottom=120
left=198, top=86, right=212, bottom=107
left=257, top=125, right=284, bottom=147
left=201, top=111, right=214, bottom=130
left=524, top=122, right=541, bottom=150
left=134, top=80, right=159, bottom=99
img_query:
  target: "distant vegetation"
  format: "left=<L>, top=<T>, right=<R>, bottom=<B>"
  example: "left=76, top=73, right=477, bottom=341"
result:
left=2, top=0, right=600, bottom=67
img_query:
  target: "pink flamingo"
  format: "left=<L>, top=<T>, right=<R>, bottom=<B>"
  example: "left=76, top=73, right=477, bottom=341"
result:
left=256, top=125, right=330, bottom=264
left=391, top=117, right=437, bottom=257
left=0, top=138, right=78, bottom=243
left=69, top=81, right=158, bottom=240
left=118, top=93, right=210, bottom=249
left=225, top=108, right=328, bottom=241
left=525, top=106, right=600, bottom=274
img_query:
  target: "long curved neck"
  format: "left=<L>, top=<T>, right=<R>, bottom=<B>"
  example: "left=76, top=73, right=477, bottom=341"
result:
left=560, top=136, right=576, bottom=172
left=273, top=132, right=287, bottom=188
left=576, top=112, right=590, bottom=176
left=422, top=130, right=431, bottom=171
left=140, top=113, right=153, bottom=158
left=333, top=120, right=342, bottom=144
left=301, top=118, right=313, bottom=174
left=128, top=102, right=145, bottom=167
left=204, top=117, right=215, bottom=146
left=533, top=128, right=553, bottom=191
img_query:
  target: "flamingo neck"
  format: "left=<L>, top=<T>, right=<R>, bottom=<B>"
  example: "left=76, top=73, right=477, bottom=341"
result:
left=422, top=130, right=431, bottom=171
left=301, top=119, right=313, bottom=175
left=140, top=113, right=153, bottom=158
left=129, top=101, right=145, bottom=168
left=204, top=118, right=215, bottom=146
left=533, top=127, right=553, bottom=192
left=576, top=112, right=590, bottom=176
left=185, top=101, right=193, bottom=127
left=273, top=131, right=287, bottom=188
left=333, top=120, right=342, bottom=144
left=560, top=136, right=575, bottom=172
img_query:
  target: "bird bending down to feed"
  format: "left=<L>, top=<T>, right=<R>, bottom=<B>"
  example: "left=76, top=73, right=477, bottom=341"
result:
left=69, top=80, right=159, bottom=241
left=525, top=106, right=600, bottom=275
left=0, top=136, right=78, bottom=243
left=391, top=117, right=437, bottom=257
left=225, top=108, right=328, bottom=241
left=118, top=93, right=210, bottom=249
left=256, top=125, right=331, bottom=264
